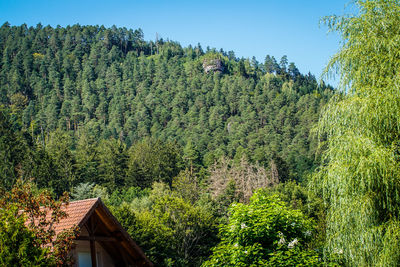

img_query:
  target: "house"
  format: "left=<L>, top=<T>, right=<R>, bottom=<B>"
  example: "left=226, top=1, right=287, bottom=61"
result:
left=49, top=198, right=153, bottom=267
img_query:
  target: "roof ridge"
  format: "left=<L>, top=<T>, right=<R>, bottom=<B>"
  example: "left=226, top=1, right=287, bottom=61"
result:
left=69, top=197, right=99, bottom=204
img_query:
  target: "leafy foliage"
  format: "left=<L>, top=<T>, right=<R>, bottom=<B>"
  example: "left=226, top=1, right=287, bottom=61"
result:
left=70, top=182, right=95, bottom=200
left=0, top=204, right=51, bottom=266
left=0, top=180, right=79, bottom=266
left=127, top=138, right=183, bottom=187
left=112, top=183, right=219, bottom=267
left=0, top=106, right=54, bottom=190
left=203, top=190, right=319, bottom=266
left=314, top=0, right=400, bottom=265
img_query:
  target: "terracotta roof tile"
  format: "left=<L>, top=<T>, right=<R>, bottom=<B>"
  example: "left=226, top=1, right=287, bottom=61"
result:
left=24, top=198, right=99, bottom=236
left=23, top=198, right=98, bottom=241
left=51, top=198, right=98, bottom=235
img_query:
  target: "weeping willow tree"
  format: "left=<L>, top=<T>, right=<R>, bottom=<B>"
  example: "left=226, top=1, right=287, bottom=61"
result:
left=313, top=0, right=400, bottom=266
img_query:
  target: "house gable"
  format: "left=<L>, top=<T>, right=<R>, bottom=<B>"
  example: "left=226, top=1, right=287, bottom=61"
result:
left=48, top=198, right=152, bottom=267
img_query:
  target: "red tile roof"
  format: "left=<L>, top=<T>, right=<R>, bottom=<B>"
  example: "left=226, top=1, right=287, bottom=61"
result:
left=25, top=197, right=153, bottom=266
left=24, top=198, right=98, bottom=235
left=52, top=198, right=98, bottom=236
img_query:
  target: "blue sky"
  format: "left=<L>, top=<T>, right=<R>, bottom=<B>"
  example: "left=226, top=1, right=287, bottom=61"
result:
left=0, top=0, right=352, bottom=85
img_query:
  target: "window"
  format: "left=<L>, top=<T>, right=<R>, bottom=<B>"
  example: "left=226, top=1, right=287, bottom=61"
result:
left=78, top=252, right=92, bottom=267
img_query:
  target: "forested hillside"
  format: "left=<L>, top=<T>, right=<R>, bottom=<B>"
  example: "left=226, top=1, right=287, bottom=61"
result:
left=0, top=22, right=334, bottom=266
left=3, top=0, right=400, bottom=266
left=0, top=23, right=332, bottom=189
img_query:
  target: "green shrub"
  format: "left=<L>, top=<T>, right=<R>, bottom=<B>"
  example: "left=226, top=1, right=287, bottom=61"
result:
left=203, top=191, right=321, bottom=266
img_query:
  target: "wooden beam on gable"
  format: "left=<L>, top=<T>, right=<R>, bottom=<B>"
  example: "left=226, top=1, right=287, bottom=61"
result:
left=76, top=235, right=118, bottom=242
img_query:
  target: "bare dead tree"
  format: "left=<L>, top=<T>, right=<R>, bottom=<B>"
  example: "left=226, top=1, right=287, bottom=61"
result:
left=208, top=156, right=278, bottom=203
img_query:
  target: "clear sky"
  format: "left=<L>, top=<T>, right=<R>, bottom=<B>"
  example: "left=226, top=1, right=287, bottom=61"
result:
left=0, top=0, right=353, bottom=85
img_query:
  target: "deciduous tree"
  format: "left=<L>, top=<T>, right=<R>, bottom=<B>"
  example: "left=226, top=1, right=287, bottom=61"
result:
left=202, top=191, right=319, bottom=266
left=0, top=180, right=79, bottom=266
left=314, top=0, right=400, bottom=265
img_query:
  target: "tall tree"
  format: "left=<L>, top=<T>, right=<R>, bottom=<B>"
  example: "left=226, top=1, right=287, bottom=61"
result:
left=45, top=129, right=76, bottom=194
left=279, top=55, right=288, bottom=73
left=313, top=0, right=400, bottom=265
left=96, top=138, right=127, bottom=189
left=127, top=138, right=182, bottom=188
left=0, top=107, right=26, bottom=188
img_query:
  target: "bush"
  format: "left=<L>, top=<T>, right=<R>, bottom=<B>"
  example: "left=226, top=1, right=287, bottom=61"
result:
left=0, top=204, right=52, bottom=266
left=202, top=190, right=321, bottom=266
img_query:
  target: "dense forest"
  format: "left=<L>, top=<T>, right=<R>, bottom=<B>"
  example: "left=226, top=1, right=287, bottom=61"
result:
left=3, top=0, right=400, bottom=266
left=0, top=21, right=332, bottom=192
